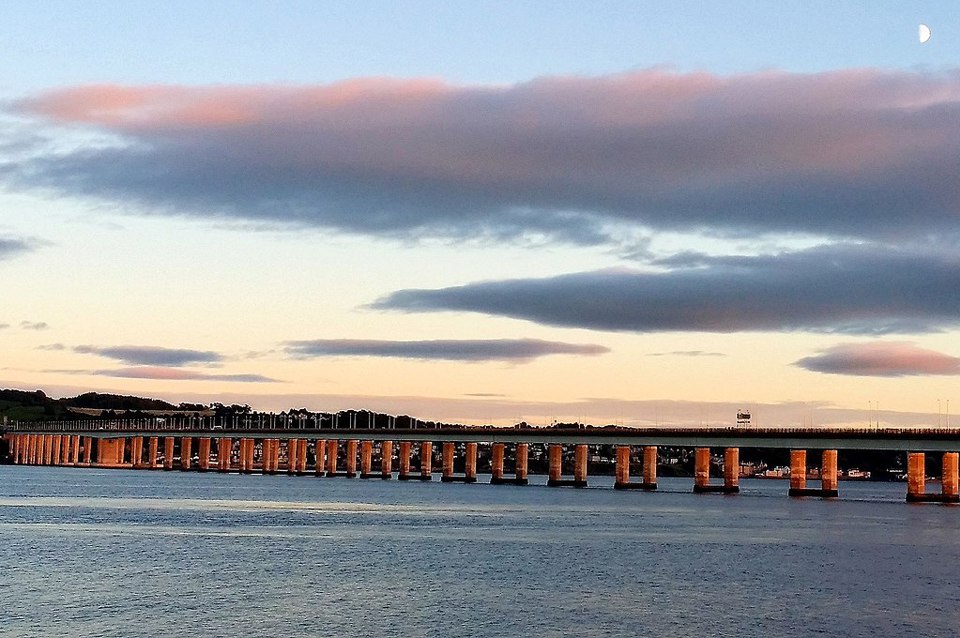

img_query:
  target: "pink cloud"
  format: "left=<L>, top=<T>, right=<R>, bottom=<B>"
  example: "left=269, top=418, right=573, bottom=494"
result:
left=795, top=342, right=960, bottom=377
left=9, top=69, right=960, bottom=243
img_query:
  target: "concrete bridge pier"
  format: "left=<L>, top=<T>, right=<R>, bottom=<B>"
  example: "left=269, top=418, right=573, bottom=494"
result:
left=943, top=452, right=959, bottom=503
left=197, top=438, right=211, bottom=471
left=547, top=443, right=562, bottom=486
left=573, top=444, right=588, bottom=486
left=418, top=442, right=433, bottom=480
left=360, top=440, right=374, bottom=478
left=249, top=438, right=259, bottom=473
left=287, top=439, right=300, bottom=475
left=441, top=441, right=478, bottom=483
left=181, top=437, right=193, bottom=471
left=398, top=441, right=412, bottom=480
left=242, top=439, right=256, bottom=473
left=325, top=440, right=339, bottom=477
left=96, top=438, right=126, bottom=468
left=441, top=442, right=455, bottom=482
left=235, top=438, right=245, bottom=473
left=490, top=443, right=505, bottom=484
left=380, top=440, right=393, bottom=479
left=789, top=449, right=839, bottom=497
left=163, top=437, right=175, bottom=470
left=907, top=452, right=960, bottom=503
left=613, top=445, right=643, bottom=490
left=260, top=439, right=273, bottom=473
left=693, top=447, right=739, bottom=494
left=52, top=435, right=62, bottom=465
left=821, top=450, right=839, bottom=496
left=130, top=437, right=144, bottom=469
left=465, top=442, right=478, bottom=483
left=83, top=436, right=93, bottom=465
left=43, top=435, right=53, bottom=465
left=345, top=440, right=358, bottom=478
left=313, top=439, right=326, bottom=476
left=62, top=435, right=73, bottom=465
left=615, top=445, right=657, bottom=490
left=548, top=443, right=588, bottom=487
left=515, top=443, right=529, bottom=484
left=217, top=438, right=232, bottom=472
left=298, top=439, right=308, bottom=474
left=271, top=439, right=281, bottom=474
left=147, top=437, right=159, bottom=469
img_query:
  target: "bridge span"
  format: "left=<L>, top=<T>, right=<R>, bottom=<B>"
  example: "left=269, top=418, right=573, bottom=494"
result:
left=4, top=421, right=959, bottom=503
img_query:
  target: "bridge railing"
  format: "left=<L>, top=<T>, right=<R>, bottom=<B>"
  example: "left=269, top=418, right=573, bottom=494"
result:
left=6, top=419, right=960, bottom=438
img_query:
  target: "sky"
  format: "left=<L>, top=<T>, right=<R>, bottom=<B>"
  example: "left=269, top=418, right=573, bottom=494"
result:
left=1, top=1, right=959, bottom=428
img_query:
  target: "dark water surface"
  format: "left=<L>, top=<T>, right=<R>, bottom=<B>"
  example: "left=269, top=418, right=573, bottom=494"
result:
left=1, top=466, right=958, bottom=637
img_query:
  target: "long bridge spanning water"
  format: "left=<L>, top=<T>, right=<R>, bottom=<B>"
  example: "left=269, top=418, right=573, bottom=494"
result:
left=4, top=420, right=960, bottom=503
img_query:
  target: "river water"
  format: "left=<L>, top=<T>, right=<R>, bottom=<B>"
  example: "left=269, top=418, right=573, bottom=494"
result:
left=1, top=466, right=958, bottom=637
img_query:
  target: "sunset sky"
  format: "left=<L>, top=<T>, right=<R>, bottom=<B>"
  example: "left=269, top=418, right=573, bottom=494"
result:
left=1, top=1, right=959, bottom=427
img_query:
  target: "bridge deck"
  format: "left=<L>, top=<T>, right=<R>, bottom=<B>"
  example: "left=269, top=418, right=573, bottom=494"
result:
left=5, top=424, right=960, bottom=452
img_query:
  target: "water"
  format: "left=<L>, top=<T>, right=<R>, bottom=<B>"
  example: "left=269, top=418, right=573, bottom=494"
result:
left=1, top=467, right=958, bottom=637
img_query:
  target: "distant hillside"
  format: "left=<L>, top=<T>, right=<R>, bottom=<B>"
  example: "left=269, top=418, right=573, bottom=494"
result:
left=0, top=389, right=177, bottom=422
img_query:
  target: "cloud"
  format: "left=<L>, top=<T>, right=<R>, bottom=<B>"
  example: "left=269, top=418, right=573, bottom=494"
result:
left=36, top=343, right=64, bottom=350
left=795, top=342, right=960, bottom=377
left=47, top=366, right=278, bottom=383
left=7, top=69, right=960, bottom=243
left=95, top=367, right=278, bottom=382
left=0, top=323, right=9, bottom=330
left=374, top=245, right=960, bottom=335
left=0, top=238, right=34, bottom=261
left=647, top=350, right=725, bottom=357
left=20, top=321, right=48, bottom=331
left=73, top=345, right=224, bottom=367
left=283, top=338, right=608, bottom=362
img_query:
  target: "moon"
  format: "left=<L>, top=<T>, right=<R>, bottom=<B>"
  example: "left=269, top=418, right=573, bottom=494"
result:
left=919, top=24, right=932, bottom=44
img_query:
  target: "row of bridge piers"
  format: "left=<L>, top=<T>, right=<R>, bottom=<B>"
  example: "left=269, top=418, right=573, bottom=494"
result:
left=3, top=432, right=959, bottom=502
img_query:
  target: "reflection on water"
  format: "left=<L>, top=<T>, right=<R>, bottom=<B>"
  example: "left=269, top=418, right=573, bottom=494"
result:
left=1, top=466, right=957, bottom=637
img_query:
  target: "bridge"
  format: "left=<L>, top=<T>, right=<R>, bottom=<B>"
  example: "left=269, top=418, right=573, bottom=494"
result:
left=4, top=419, right=960, bottom=503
